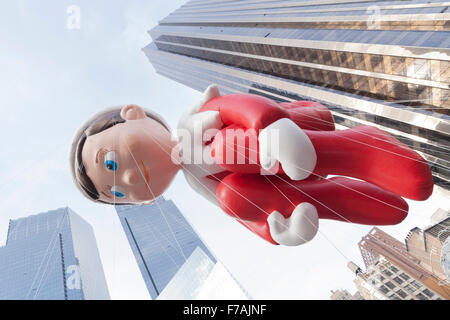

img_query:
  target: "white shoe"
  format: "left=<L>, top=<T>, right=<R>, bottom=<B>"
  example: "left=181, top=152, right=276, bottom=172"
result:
left=267, top=202, right=319, bottom=246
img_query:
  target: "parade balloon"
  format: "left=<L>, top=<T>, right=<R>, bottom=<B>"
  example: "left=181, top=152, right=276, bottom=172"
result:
left=69, top=85, right=434, bottom=246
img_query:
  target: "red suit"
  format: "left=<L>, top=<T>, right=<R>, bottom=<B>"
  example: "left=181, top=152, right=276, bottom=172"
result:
left=195, top=93, right=433, bottom=245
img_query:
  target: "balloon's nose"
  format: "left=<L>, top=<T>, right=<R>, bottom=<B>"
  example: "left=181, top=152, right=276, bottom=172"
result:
left=122, top=168, right=139, bottom=186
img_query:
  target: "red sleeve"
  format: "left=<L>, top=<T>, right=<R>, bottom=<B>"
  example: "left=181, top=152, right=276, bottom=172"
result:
left=200, top=94, right=335, bottom=131
left=210, top=124, right=262, bottom=175
left=200, top=93, right=289, bottom=130
left=280, top=101, right=335, bottom=131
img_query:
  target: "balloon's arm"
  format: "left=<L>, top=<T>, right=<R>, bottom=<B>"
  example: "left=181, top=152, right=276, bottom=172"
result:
left=279, top=101, right=335, bottom=131
left=200, top=93, right=290, bottom=130
left=200, top=94, right=336, bottom=132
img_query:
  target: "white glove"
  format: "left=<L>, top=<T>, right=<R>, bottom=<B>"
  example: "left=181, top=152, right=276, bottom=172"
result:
left=177, top=84, right=223, bottom=165
left=178, top=84, right=221, bottom=125
left=258, top=118, right=317, bottom=180
left=267, top=202, right=319, bottom=246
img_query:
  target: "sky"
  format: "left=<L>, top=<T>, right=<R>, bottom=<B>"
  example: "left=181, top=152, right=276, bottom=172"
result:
left=0, top=0, right=448, bottom=300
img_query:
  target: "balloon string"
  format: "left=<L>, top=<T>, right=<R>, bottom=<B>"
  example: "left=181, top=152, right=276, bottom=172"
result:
left=287, top=107, right=450, bottom=158
left=221, top=136, right=410, bottom=216
left=125, top=142, right=188, bottom=262
left=185, top=83, right=449, bottom=168
left=263, top=175, right=351, bottom=261
left=128, top=123, right=449, bottom=293
left=144, top=135, right=314, bottom=245
left=284, top=108, right=449, bottom=170
left=145, top=133, right=349, bottom=259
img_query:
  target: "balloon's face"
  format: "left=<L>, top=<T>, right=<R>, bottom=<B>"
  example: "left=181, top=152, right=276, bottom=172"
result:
left=81, top=105, right=179, bottom=204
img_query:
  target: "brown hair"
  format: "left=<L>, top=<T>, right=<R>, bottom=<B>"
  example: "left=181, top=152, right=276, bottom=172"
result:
left=69, top=106, right=169, bottom=205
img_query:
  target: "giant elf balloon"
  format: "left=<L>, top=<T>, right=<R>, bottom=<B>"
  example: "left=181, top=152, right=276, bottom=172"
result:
left=69, top=85, right=434, bottom=246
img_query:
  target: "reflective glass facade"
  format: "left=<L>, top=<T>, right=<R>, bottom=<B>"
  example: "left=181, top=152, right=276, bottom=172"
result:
left=115, top=197, right=217, bottom=299
left=157, top=247, right=250, bottom=300
left=144, top=0, right=450, bottom=191
left=0, top=207, right=110, bottom=300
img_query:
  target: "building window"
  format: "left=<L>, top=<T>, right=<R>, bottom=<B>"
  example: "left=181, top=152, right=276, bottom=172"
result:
left=390, top=266, right=399, bottom=273
left=379, top=285, right=389, bottom=294
left=393, top=277, right=404, bottom=285
left=404, top=284, right=416, bottom=294
left=385, top=281, right=396, bottom=289
left=411, top=281, right=422, bottom=289
left=422, top=289, right=434, bottom=298
left=375, top=273, right=385, bottom=282
left=396, top=289, right=407, bottom=298
left=399, top=273, right=410, bottom=281
left=383, top=270, right=393, bottom=277
left=416, top=293, right=428, bottom=300
left=389, top=294, right=400, bottom=300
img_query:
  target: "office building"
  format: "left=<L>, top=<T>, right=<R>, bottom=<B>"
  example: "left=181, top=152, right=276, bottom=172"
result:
left=355, top=227, right=448, bottom=299
left=0, top=207, right=110, bottom=300
left=157, top=247, right=250, bottom=300
left=405, top=209, right=449, bottom=283
left=442, top=235, right=450, bottom=282
left=348, top=259, right=444, bottom=300
left=144, top=0, right=450, bottom=191
left=330, top=288, right=364, bottom=300
left=116, top=197, right=248, bottom=299
left=359, top=227, right=428, bottom=280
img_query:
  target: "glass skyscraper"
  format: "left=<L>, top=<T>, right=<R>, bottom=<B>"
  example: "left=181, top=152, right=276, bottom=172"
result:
left=0, top=207, right=110, bottom=300
left=115, top=197, right=249, bottom=300
left=143, top=0, right=450, bottom=191
left=157, top=247, right=250, bottom=300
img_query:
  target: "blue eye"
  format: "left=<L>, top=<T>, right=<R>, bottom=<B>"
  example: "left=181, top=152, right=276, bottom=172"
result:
left=111, top=186, right=126, bottom=198
left=104, top=152, right=118, bottom=171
